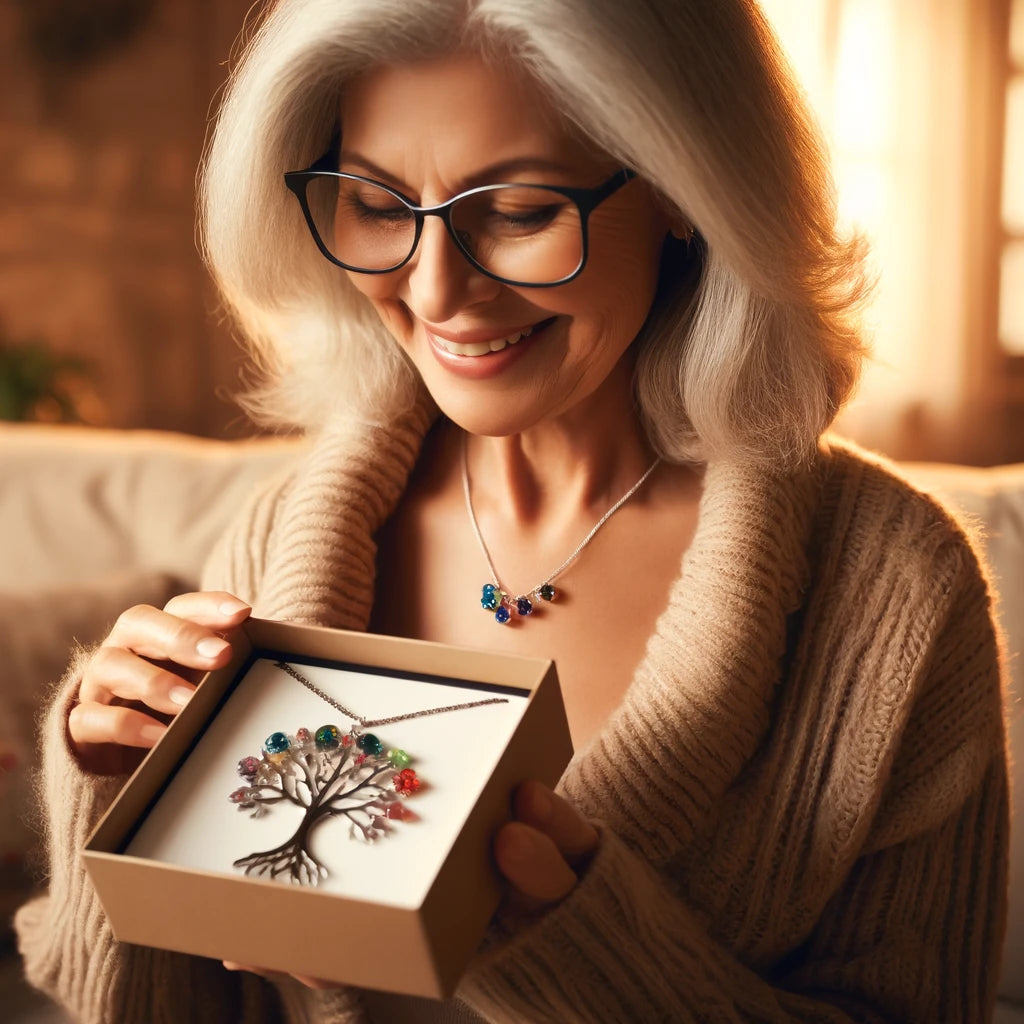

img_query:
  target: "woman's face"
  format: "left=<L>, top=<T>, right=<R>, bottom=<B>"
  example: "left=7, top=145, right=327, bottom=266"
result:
left=339, top=51, right=670, bottom=437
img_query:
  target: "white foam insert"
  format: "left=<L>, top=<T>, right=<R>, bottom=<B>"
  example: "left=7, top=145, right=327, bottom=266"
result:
left=125, top=656, right=530, bottom=908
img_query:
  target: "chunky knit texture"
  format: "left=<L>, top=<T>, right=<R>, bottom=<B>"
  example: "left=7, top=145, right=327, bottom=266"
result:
left=16, top=411, right=1008, bottom=1024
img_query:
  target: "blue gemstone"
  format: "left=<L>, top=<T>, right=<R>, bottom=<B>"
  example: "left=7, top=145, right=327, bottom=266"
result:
left=495, top=605, right=511, bottom=624
left=263, top=731, right=290, bottom=755
left=482, top=583, right=496, bottom=595
left=516, top=597, right=533, bottom=616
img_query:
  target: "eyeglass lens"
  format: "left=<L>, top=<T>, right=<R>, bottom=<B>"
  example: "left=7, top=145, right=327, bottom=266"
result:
left=303, top=176, right=585, bottom=284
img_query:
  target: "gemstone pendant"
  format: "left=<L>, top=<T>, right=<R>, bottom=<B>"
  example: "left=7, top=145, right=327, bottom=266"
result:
left=538, top=583, right=556, bottom=602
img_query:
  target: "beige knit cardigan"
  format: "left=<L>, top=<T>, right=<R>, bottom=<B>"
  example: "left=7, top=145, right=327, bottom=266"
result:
left=16, top=408, right=1009, bottom=1024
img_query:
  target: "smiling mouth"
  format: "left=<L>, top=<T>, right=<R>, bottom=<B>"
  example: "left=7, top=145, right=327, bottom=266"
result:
left=432, top=317, right=557, bottom=357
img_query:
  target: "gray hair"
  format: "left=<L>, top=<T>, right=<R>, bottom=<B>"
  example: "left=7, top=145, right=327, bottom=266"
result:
left=201, top=0, right=870, bottom=466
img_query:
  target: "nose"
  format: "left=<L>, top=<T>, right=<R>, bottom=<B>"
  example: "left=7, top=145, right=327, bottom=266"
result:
left=402, top=215, right=501, bottom=323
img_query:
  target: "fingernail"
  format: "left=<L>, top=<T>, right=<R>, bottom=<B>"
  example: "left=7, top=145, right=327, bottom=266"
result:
left=196, top=637, right=230, bottom=659
left=141, top=723, right=166, bottom=744
left=219, top=599, right=250, bottom=616
left=169, top=685, right=194, bottom=707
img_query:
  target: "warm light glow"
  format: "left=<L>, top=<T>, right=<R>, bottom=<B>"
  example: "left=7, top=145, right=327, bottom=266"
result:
left=1003, top=77, right=1024, bottom=233
left=833, top=0, right=895, bottom=155
left=1012, top=0, right=1024, bottom=67
left=1001, top=241, right=1024, bottom=355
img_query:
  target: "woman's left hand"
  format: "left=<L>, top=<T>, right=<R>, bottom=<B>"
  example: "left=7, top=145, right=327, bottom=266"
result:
left=223, top=779, right=598, bottom=989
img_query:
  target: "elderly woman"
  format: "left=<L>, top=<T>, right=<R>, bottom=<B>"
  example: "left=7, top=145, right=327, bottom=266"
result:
left=16, top=0, right=1008, bottom=1021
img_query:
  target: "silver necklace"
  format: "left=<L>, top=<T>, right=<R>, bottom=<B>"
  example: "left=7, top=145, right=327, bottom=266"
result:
left=462, top=436, right=660, bottom=624
left=275, top=660, right=509, bottom=727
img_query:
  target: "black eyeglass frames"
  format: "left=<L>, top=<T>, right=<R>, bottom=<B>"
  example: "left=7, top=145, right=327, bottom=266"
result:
left=284, top=146, right=636, bottom=288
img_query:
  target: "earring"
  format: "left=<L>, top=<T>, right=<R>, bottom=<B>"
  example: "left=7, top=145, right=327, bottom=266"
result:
left=670, top=221, right=695, bottom=243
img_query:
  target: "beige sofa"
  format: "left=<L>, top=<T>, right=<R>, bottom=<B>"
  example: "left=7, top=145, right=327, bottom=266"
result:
left=0, top=424, right=1021, bottom=1022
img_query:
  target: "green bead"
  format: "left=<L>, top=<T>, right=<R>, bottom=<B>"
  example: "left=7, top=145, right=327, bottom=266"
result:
left=314, top=724, right=340, bottom=750
left=388, top=748, right=412, bottom=768
left=357, top=733, right=384, bottom=756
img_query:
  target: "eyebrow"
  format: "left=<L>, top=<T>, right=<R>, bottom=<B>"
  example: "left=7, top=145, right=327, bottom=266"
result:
left=337, top=150, right=580, bottom=192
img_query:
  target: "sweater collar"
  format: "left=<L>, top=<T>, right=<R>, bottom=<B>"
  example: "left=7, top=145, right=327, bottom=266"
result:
left=257, top=401, right=822, bottom=860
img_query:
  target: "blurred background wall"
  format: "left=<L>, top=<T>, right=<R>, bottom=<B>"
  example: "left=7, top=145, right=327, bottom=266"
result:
left=0, top=0, right=1022, bottom=462
left=0, top=0, right=254, bottom=436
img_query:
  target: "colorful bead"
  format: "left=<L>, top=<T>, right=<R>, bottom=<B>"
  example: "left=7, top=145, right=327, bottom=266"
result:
left=237, top=756, right=260, bottom=781
left=295, top=728, right=313, bottom=745
left=357, top=733, right=384, bottom=756
left=387, top=748, right=412, bottom=768
left=495, top=604, right=511, bottom=624
left=314, top=724, right=341, bottom=750
left=263, top=732, right=289, bottom=755
left=516, top=597, right=533, bottom=616
left=538, top=583, right=556, bottom=601
left=393, top=767, right=421, bottom=795
left=481, top=583, right=499, bottom=610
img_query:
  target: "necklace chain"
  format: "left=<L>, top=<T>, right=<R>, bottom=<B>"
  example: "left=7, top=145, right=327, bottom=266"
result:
left=462, top=435, right=660, bottom=608
left=276, top=660, right=508, bottom=726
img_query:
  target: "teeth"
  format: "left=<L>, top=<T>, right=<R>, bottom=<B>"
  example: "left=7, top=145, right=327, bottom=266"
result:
left=437, top=323, right=538, bottom=358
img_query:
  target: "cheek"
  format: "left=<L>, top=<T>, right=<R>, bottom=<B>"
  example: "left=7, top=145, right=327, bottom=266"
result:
left=345, top=273, right=412, bottom=344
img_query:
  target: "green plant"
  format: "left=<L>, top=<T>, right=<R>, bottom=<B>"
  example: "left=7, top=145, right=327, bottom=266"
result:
left=0, top=338, right=91, bottom=423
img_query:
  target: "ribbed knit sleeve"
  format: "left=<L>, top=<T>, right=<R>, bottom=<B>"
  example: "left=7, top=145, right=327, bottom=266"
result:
left=14, top=648, right=287, bottom=1024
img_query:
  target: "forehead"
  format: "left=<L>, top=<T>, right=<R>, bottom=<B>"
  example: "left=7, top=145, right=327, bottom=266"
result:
left=339, top=51, right=602, bottom=175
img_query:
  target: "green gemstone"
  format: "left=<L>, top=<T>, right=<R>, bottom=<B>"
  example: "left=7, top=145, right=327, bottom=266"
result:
left=538, top=583, right=556, bottom=601
left=358, top=733, right=384, bottom=756
left=314, top=724, right=340, bottom=750
left=388, top=748, right=412, bottom=768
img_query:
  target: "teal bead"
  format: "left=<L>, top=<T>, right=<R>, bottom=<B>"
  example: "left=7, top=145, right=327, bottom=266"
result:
left=481, top=593, right=498, bottom=610
left=263, top=731, right=290, bottom=755
left=357, top=733, right=384, bottom=756
left=388, top=748, right=412, bottom=768
left=314, top=724, right=340, bottom=750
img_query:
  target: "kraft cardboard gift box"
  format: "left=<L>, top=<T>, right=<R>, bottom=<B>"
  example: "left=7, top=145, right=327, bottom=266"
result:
left=83, top=618, right=572, bottom=998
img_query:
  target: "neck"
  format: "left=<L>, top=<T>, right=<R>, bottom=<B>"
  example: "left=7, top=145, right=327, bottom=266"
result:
left=463, top=354, right=657, bottom=532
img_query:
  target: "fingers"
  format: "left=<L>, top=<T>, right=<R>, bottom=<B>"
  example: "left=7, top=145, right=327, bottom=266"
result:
left=79, top=645, right=202, bottom=711
left=69, top=591, right=251, bottom=769
left=493, top=782, right=601, bottom=909
left=494, top=821, right=580, bottom=903
left=69, top=701, right=168, bottom=749
left=163, top=591, right=252, bottom=627
left=513, top=780, right=599, bottom=865
left=105, top=595, right=249, bottom=665
left=222, top=963, right=341, bottom=990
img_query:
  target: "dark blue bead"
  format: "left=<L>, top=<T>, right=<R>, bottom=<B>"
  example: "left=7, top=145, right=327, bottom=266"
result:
left=516, top=597, right=533, bottom=616
left=357, top=733, right=384, bottom=755
left=495, top=605, right=511, bottom=624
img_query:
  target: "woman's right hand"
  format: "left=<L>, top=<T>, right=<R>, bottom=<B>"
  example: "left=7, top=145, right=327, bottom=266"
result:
left=69, top=591, right=252, bottom=775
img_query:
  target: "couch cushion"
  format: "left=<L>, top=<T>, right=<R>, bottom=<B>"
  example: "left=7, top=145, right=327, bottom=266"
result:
left=0, top=425, right=303, bottom=591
